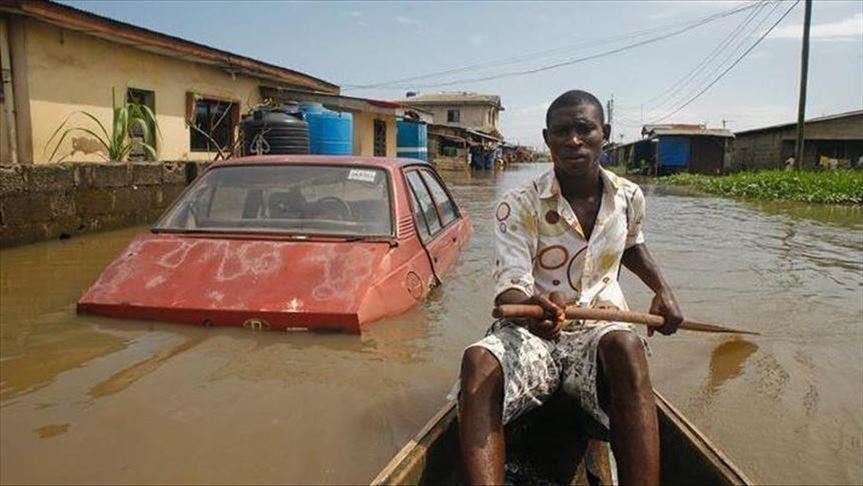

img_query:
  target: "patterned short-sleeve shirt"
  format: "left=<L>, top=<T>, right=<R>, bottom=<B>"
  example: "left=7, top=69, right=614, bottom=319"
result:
left=493, top=168, right=646, bottom=310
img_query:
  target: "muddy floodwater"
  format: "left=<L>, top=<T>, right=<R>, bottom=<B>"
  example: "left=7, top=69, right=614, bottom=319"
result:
left=2, top=164, right=862, bottom=485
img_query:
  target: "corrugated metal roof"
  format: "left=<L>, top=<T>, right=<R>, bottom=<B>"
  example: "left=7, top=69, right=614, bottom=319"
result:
left=642, top=124, right=704, bottom=133
left=648, top=127, right=734, bottom=138
left=261, top=87, right=433, bottom=120
left=733, top=110, right=863, bottom=136
left=428, top=124, right=502, bottom=143
left=465, top=129, right=503, bottom=142
left=397, top=92, right=504, bottom=109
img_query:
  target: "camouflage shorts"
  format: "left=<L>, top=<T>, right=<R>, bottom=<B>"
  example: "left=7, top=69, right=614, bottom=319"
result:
left=458, top=319, right=648, bottom=428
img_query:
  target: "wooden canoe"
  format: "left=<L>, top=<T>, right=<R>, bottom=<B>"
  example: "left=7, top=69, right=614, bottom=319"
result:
left=371, top=389, right=754, bottom=485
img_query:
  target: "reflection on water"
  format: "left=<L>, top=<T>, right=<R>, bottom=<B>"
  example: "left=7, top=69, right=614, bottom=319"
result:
left=1, top=326, right=127, bottom=403
left=684, top=337, right=760, bottom=418
left=1, top=164, right=861, bottom=485
left=34, top=423, right=70, bottom=439
left=89, top=333, right=208, bottom=399
left=707, top=338, right=759, bottom=395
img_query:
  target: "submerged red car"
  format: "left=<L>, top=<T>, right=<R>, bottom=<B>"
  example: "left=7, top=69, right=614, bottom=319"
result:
left=77, top=156, right=472, bottom=333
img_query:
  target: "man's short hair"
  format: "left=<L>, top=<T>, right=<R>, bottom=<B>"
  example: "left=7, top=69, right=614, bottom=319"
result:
left=546, top=90, right=605, bottom=126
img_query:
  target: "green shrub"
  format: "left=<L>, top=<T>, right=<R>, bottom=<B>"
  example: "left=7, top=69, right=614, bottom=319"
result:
left=44, top=88, right=159, bottom=162
left=660, top=170, right=863, bottom=204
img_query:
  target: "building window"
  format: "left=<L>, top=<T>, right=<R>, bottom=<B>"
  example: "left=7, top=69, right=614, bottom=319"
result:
left=190, top=96, right=239, bottom=153
left=447, top=109, right=460, bottom=123
left=374, top=119, right=386, bottom=156
left=126, top=88, right=156, bottom=161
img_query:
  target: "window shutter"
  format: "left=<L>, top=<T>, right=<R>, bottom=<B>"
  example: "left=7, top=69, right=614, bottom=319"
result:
left=185, top=92, right=196, bottom=124
left=230, top=103, right=240, bottom=152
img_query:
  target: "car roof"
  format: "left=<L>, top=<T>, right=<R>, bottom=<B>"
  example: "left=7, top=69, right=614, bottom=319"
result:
left=212, top=155, right=432, bottom=171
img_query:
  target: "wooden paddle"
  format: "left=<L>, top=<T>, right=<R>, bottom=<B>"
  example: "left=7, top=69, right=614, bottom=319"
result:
left=492, top=305, right=760, bottom=336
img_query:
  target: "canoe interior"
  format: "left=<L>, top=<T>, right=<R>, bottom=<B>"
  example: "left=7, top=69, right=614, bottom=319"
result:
left=371, top=390, right=752, bottom=485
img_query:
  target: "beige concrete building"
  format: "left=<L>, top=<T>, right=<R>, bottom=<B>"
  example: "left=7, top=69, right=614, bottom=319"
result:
left=0, top=1, right=401, bottom=164
left=396, top=92, right=504, bottom=136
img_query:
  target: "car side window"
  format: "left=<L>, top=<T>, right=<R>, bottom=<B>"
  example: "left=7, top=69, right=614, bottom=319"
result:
left=406, top=170, right=442, bottom=240
left=419, top=170, right=457, bottom=227
left=407, top=189, right=431, bottom=243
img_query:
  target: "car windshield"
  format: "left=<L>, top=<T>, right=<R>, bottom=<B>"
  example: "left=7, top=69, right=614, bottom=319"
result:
left=154, top=164, right=393, bottom=237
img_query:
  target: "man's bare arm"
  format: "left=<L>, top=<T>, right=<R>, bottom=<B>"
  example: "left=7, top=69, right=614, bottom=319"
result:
left=621, top=244, right=683, bottom=335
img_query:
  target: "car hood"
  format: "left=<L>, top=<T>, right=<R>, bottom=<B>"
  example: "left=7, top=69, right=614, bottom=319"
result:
left=77, top=233, right=392, bottom=333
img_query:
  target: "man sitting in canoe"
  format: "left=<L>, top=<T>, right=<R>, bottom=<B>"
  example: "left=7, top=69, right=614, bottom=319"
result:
left=458, top=89, right=683, bottom=485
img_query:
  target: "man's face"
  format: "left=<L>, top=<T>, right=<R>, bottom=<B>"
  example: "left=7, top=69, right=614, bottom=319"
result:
left=543, top=103, right=608, bottom=177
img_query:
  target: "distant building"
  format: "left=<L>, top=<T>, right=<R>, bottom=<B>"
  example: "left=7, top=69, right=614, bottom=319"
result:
left=426, top=123, right=502, bottom=171
left=260, top=87, right=431, bottom=158
left=611, top=124, right=734, bottom=175
left=396, top=92, right=504, bottom=137
left=731, top=110, right=863, bottom=171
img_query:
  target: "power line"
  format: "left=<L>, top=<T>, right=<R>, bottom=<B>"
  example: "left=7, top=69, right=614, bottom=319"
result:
left=616, top=0, right=779, bottom=118
left=646, top=0, right=800, bottom=124
left=656, top=1, right=783, bottom=112
left=343, top=1, right=762, bottom=90
left=344, top=20, right=689, bottom=90
left=636, top=1, right=773, bottom=109
left=619, top=0, right=782, bottom=122
left=398, top=6, right=762, bottom=90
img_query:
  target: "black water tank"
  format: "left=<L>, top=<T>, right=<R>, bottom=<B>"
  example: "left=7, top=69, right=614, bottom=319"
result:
left=241, top=106, right=310, bottom=155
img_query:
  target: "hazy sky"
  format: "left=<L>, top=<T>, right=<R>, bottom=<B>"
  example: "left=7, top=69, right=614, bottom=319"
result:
left=67, top=0, right=862, bottom=148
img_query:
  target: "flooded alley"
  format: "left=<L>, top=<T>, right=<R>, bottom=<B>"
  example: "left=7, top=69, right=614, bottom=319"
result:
left=1, top=163, right=862, bottom=485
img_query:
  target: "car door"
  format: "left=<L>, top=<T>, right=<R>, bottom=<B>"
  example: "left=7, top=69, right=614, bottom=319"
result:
left=404, top=167, right=468, bottom=278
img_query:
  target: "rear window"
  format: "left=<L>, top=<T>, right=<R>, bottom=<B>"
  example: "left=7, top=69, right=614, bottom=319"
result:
left=155, top=164, right=393, bottom=236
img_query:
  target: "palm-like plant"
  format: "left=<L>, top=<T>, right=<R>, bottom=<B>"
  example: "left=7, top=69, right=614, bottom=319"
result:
left=45, top=88, right=159, bottom=162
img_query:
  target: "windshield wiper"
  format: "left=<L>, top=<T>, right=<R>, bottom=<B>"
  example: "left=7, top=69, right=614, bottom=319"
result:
left=150, top=228, right=396, bottom=245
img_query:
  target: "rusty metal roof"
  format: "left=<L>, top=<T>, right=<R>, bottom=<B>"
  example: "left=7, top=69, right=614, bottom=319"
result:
left=733, top=110, right=863, bottom=136
left=261, top=87, right=433, bottom=121
left=647, top=127, right=735, bottom=138
left=397, top=92, right=504, bottom=110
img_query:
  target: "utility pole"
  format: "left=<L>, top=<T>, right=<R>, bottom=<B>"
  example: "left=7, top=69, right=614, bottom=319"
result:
left=794, top=0, right=812, bottom=170
left=607, top=94, right=614, bottom=138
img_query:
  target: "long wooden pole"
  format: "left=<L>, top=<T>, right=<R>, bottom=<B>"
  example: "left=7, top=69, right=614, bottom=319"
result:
left=794, top=0, right=812, bottom=170
left=492, top=305, right=760, bottom=335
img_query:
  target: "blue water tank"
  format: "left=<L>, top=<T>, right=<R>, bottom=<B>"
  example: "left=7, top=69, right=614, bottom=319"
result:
left=299, top=102, right=353, bottom=155
left=396, top=120, right=428, bottom=161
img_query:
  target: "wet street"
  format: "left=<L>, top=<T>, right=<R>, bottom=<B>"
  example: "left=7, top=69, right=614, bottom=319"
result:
left=1, top=163, right=862, bottom=485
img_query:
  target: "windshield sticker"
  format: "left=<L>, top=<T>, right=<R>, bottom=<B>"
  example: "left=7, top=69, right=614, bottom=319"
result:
left=348, top=169, right=377, bottom=183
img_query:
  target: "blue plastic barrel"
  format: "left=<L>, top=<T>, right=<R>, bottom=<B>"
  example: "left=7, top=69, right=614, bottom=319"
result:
left=397, top=120, right=428, bottom=161
left=299, top=102, right=353, bottom=155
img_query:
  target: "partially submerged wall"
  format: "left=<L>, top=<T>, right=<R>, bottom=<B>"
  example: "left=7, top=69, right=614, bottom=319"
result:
left=431, top=156, right=468, bottom=171
left=0, top=161, right=205, bottom=247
